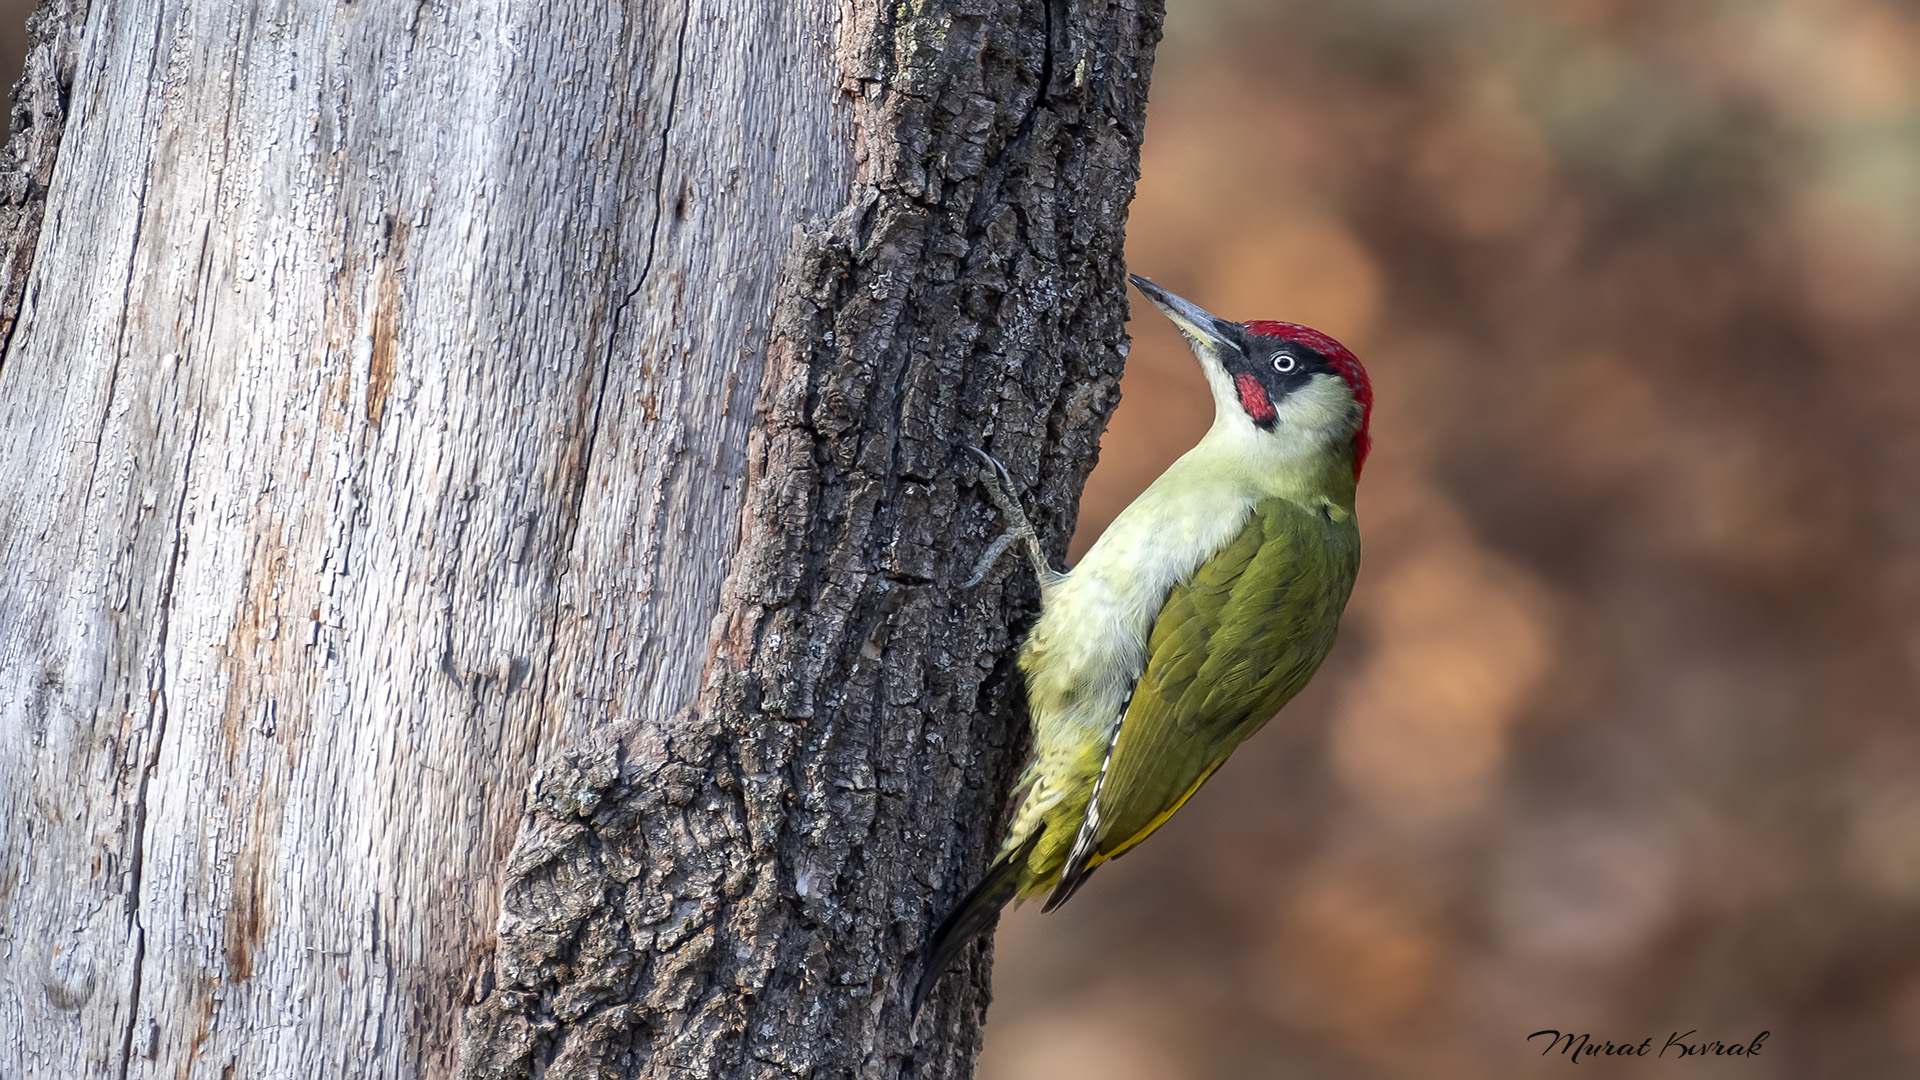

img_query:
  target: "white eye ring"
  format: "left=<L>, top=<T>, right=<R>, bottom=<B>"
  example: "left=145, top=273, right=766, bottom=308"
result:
left=1272, top=354, right=1296, bottom=373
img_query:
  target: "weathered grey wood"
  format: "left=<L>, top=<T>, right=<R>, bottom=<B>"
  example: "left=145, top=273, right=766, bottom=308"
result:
left=0, top=0, right=1163, bottom=1076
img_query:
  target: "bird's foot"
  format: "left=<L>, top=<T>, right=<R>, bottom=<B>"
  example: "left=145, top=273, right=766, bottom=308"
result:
left=963, top=447, right=1061, bottom=588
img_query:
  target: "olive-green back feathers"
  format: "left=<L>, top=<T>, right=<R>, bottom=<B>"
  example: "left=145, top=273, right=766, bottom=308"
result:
left=918, top=495, right=1360, bottom=1008
left=1047, top=496, right=1359, bottom=905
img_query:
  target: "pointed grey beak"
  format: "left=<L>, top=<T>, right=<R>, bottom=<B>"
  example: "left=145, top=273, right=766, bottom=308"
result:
left=1129, top=274, right=1238, bottom=352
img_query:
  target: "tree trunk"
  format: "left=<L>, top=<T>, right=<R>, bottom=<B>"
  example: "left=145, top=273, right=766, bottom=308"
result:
left=0, top=0, right=1161, bottom=1075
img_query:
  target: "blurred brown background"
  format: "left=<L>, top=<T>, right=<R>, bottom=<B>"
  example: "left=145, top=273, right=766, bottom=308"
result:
left=4, top=0, right=1912, bottom=1075
left=983, top=1, right=1920, bottom=1078
left=0, top=0, right=25, bottom=142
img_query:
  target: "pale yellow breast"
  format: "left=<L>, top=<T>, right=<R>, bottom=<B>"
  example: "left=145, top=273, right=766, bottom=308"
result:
left=1000, top=416, right=1348, bottom=856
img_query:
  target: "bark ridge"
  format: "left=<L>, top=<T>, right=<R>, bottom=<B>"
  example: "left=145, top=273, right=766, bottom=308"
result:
left=460, top=1, right=1164, bottom=1076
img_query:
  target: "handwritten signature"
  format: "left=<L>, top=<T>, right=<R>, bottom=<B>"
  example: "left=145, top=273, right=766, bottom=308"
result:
left=1527, top=1030, right=1770, bottom=1064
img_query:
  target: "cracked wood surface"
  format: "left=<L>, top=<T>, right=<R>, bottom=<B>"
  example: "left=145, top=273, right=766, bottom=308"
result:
left=0, top=0, right=1164, bottom=1076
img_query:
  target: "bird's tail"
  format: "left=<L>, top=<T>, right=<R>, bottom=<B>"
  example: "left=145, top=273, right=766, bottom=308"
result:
left=911, top=826, right=1045, bottom=1017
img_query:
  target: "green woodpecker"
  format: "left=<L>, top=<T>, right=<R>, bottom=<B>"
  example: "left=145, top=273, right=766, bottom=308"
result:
left=915, top=275, right=1372, bottom=1012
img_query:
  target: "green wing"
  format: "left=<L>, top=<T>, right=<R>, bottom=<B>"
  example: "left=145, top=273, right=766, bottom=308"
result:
left=1045, top=496, right=1360, bottom=908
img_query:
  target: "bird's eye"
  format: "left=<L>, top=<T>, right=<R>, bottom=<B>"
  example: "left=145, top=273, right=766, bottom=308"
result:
left=1271, top=354, right=1296, bottom=374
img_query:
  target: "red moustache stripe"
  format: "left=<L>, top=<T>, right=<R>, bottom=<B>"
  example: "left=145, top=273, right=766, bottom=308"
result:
left=1234, top=372, right=1277, bottom=424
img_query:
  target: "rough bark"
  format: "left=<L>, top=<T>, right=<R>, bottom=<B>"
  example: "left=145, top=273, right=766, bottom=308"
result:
left=0, top=0, right=90, bottom=356
left=0, top=0, right=1162, bottom=1077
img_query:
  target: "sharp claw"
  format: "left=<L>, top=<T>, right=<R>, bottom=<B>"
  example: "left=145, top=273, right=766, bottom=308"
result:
left=965, top=445, right=1007, bottom=493
left=967, top=445, right=1014, bottom=481
left=966, top=447, right=1022, bottom=518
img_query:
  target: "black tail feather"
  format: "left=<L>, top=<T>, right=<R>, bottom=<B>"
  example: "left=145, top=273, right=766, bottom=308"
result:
left=1040, top=858, right=1098, bottom=913
left=911, top=827, right=1045, bottom=1017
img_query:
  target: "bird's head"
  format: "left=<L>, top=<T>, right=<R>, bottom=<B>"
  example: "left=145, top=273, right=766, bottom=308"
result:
left=1130, top=274, right=1372, bottom=479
